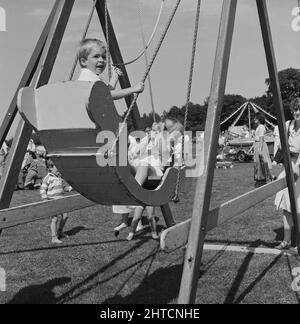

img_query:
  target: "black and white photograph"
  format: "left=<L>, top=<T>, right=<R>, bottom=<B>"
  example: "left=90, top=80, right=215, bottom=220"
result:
left=0, top=0, right=300, bottom=307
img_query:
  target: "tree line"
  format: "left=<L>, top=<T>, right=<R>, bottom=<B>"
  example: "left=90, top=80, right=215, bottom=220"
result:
left=140, top=67, right=300, bottom=132
left=6, top=68, right=300, bottom=147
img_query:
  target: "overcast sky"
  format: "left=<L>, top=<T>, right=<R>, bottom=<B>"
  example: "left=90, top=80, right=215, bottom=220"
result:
left=0, top=0, right=299, bottom=137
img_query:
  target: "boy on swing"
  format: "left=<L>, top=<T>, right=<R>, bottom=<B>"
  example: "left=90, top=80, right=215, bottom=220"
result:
left=77, top=38, right=146, bottom=235
left=77, top=38, right=144, bottom=96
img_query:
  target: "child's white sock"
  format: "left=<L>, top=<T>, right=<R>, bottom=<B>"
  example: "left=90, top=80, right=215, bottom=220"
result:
left=52, top=237, right=62, bottom=244
left=151, top=232, right=159, bottom=240
left=126, top=232, right=134, bottom=241
left=136, top=221, right=144, bottom=232
left=114, top=222, right=127, bottom=232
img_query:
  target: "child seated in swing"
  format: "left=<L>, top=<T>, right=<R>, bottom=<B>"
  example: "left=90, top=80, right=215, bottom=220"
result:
left=113, top=123, right=164, bottom=239
left=23, top=151, right=39, bottom=190
left=126, top=116, right=187, bottom=241
left=77, top=38, right=144, bottom=98
left=77, top=38, right=148, bottom=236
left=112, top=134, right=146, bottom=236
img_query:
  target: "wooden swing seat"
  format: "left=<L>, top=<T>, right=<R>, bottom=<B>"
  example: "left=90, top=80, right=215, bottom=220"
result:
left=17, top=80, right=178, bottom=206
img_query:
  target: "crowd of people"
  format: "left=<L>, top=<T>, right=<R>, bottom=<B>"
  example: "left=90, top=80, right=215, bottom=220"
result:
left=16, top=140, right=47, bottom=190
left=0, top=138, right=48, bottom=190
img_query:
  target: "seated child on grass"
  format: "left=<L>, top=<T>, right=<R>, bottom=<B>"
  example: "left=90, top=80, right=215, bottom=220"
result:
left=23, top=151, right=39, bottom=190
left=0, top=141, right=8, bottom=179
left=40, top=159, right=72, bottom=244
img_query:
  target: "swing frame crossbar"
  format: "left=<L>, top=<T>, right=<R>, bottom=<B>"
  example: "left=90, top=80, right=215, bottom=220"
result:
left=0, top=0, right=175, bottom=231
left=161, top=177, right=287, bottom=251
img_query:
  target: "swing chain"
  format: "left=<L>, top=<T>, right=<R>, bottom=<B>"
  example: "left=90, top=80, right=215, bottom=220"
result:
left=173, top=0, right=201, bottom=203
left=109, top=0, right=182, bottom=154
left=113, top=0, right=166, bottom=67
left=137, top=0, right=156, bottom=123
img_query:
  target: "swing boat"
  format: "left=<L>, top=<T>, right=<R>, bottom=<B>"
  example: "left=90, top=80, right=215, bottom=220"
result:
left=17, top=80, right=179, bottom=207
left=15, top=0, right=187, bottom=208
left=0, top=0, right=299, bottom=307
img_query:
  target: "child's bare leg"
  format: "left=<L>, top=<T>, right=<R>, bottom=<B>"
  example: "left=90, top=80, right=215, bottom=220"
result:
left=51, top=216, right=62, bottom=244
left=283, top=210, right=294, bottom=243
left=58, top=213, right=68, bottom=238
left=127, top=207, right=144, bottom=241
left=276, top=210, right=294, bottom=249
left=122, top=213, right=129, bottom=226
left=135, top=165, right=149, bottom=186
left=146, top=206, right=159, bottom=240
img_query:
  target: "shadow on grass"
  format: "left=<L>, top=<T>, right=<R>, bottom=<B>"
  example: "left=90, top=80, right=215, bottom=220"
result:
left=64, top=226, right=95, bottom=237
left=103, top=264, right=183, bottom=304
left=224, top=253, right=282, bottom=304
left=203, top=238, right=288, bottom=304
left=57, top=237, right=157, bottom=304
left=0, top=239, right=127, bottom=256
left=102, top=245, right=227, bottom=304
left=7, top=277, right=71, bottom=304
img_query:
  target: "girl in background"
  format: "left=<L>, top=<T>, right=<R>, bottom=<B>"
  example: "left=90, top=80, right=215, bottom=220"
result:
left=275, top=98, right=300, bottom=250
left=253, top=113, right=274, bottom=187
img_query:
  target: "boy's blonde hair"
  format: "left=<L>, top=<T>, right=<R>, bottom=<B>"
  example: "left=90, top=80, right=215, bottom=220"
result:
left=77, top=38, right=106, bottom=67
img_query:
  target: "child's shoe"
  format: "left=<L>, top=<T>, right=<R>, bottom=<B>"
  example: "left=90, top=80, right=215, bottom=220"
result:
left=151, top=232, right=159, bottom=240
left=126, top=232, right=134, bottom=241
left=275, top=241, right=291, bottom=250
left=24, top=183, right=34, bottom=190
left=57, top=229, right=69, bottom=239
left=58, top=233, right=69, bottom=239
left=52, top=237, right=62, bottom=244
left=136, top=221, right=144, bottom=232
left=114, top=222, right=127, bottom=236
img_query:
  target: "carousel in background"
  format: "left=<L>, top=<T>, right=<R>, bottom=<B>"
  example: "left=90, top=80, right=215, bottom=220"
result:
left=218, top=101, right=276, bottom=164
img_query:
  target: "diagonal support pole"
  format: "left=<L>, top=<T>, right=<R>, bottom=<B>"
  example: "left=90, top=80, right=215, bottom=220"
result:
left=257, top=0, right=300, bottom=255
left=0, top=0, right=75, bottom=210
left=178, top=0, right=237, bottom=304
left=95, top=0, right=144, bottom=130
left=0, top=0, right=62, bottom=149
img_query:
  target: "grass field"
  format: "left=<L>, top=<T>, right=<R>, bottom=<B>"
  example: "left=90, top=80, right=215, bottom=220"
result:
left=0, top=162, right=300, bottom=304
